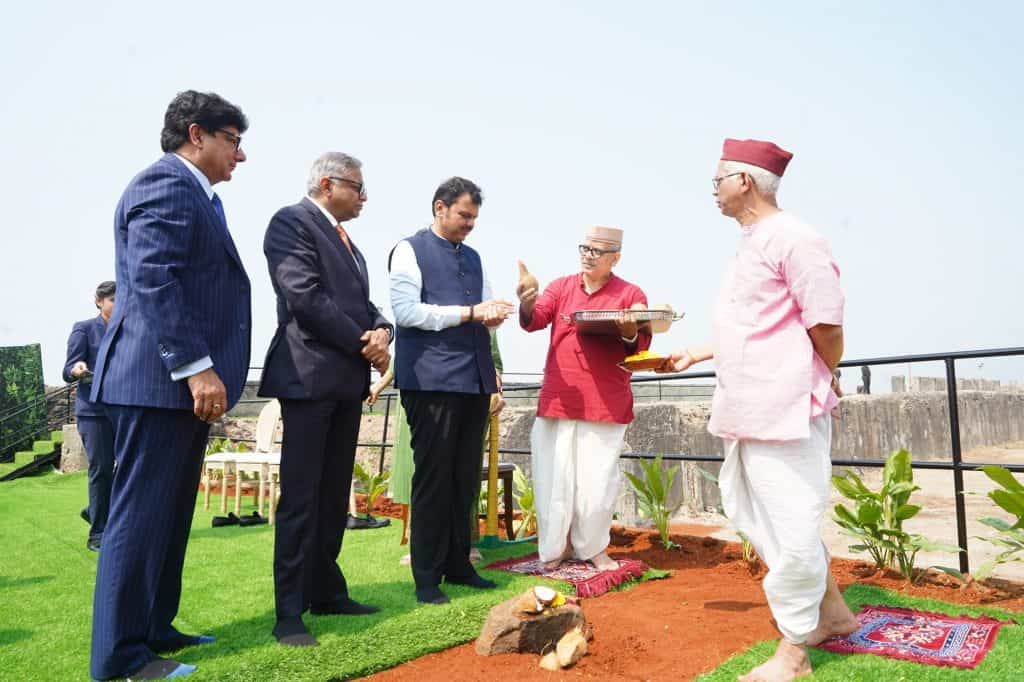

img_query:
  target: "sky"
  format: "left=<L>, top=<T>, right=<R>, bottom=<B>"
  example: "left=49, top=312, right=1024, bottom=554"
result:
left=2, top=1, right=1022, bottom=392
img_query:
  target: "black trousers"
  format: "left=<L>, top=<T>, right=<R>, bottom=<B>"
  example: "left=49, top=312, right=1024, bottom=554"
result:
left=273, top=398, right=362, bottom=635
left=78, top=413, right=115, bottom=542
left=402, top=390, right=490, bottom=589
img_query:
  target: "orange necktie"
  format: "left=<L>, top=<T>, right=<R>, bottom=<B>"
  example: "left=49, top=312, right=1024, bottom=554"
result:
left=335, top=223, right=355, bottom=257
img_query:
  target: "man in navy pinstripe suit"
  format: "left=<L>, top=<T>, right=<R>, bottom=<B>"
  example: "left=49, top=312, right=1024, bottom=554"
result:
left=89, top=91, right=251, bottom=680
left=63, top=280, right=116, bottom=552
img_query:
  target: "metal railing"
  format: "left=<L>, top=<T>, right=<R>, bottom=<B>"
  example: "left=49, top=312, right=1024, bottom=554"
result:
left=228, top=347, right=1024, bottom=574
left=0, top=383, right=76, bottom=460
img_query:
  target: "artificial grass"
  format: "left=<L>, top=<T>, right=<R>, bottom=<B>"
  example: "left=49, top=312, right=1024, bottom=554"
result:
left=697, top=583, right=1022, bottom=681
left=0, top=471, right=554, bottom=681
left=0, top=431, right=63, bottom=478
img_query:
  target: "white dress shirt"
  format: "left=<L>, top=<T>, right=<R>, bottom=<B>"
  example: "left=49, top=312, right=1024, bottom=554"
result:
left=305, top=196, right=360, bottom=271
left=389, top=228, right=492, bottom=331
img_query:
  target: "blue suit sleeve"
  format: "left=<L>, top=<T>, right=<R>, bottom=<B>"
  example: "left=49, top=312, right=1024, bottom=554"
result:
left=125, top=175, right=210, bottom=372
left=63, top=322, right=88, bottom=383
left=264, top=209, right=366, bottom=355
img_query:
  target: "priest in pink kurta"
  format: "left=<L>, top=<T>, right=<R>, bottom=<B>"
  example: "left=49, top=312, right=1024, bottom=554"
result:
left=659, top=139, right=857, bottom=682
left=518, top=226, right=650, bottom=571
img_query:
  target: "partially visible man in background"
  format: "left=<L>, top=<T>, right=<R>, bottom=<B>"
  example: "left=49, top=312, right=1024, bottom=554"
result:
left=63, top=280, right=116, bottom=552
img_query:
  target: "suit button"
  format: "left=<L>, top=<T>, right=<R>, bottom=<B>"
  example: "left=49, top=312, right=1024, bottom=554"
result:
left=465, top=289, right=471, bottom=295
left=239, top=323, right=248, bottom=330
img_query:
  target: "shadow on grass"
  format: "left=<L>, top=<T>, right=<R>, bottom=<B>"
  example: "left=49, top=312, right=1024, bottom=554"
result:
left=0, top=629, right=33, bottom=646
left=0, top=574, right=54, bottom=589
left=176, top=565, right=536, bottom=666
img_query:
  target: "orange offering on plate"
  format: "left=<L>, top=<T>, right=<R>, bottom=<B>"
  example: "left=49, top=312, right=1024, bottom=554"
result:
left=619, top=350, right=666, bottom=372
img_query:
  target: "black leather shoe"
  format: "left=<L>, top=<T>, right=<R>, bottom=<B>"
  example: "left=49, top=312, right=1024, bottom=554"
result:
left=415, top=586, right=451, bottom=604
left=273, top=619, right=318, bottom=647
left=211, top=512, right=241, bottom=527
left=86, top=536, right=101, bottom=552
left=80, top=507, right=90, bottom=524
left=310, top=597, right=379, bottom=616
left=238, top=511, right=267, bottom=527
left=346, top=513, right=390, bottom=530
left=445, top=573, right=496, bottom=589
left=149, top=632, right=216, bottom=653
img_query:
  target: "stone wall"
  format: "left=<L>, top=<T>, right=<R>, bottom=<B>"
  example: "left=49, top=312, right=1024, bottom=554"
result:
left=496, top=391, right=1024, bottom=526
left=209, top=389, right=1024, bottom=528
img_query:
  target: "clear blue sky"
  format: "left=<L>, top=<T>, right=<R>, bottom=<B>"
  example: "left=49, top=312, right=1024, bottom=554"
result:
left=2, top=1, right=1022, bottom=391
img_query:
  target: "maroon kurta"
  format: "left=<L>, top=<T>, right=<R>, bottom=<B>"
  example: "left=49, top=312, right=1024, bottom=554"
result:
left=522, top=273, right=650, bottom=424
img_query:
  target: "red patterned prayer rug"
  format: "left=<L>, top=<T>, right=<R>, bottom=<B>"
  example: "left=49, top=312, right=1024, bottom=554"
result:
left=485, top=553, right=648, bottom=598
left=815, top=604, right=1014, bottom=669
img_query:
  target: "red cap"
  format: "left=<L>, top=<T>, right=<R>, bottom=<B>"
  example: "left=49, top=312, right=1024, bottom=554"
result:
left=721, top=138, right=793, bottom=177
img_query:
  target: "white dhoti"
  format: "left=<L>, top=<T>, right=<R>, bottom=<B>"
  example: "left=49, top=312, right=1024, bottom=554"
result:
left=530, top=416, right=627, bottom=562
left=719, top=413, right=832, bottom=644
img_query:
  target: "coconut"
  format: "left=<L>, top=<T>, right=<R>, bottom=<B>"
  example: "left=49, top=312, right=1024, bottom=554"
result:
left=533, top=585, right=558, bottom=606
left=555, top=627, right=588, bottom=667
left=517, top=260, right=539, bottom=293
left=538, top=651, right=561, bottom=671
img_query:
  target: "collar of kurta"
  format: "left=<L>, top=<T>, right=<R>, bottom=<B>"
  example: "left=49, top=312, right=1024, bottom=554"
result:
left=578, top=272, right=618, bottom=295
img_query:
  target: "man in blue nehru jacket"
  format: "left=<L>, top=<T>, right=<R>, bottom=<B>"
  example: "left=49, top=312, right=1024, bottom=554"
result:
left=63, top=280, right=116, bottom=552
left=389, top=177, right=514, bottom=604
left=89, top=90, right=250, bottom=680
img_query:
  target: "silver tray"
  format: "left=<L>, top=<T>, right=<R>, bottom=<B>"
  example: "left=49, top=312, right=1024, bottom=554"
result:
left=568, top=308, right=684, bottom=335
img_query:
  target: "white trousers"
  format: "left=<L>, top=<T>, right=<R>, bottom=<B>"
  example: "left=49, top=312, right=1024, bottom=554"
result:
left=719, top=414, right=832, bottom=644
left=530, top=416, right=627, bottom=562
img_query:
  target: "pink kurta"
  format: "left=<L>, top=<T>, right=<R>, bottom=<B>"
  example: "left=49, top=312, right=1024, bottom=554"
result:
left=710, top=212, right=844, bottom=441
left=522, top=273, right=651, bottom=424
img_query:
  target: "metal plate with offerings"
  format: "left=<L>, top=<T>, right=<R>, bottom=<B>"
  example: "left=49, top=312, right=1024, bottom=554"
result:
left=618, top=351, right=669, bottom=372
left=569, top=305, right=684, bottom=336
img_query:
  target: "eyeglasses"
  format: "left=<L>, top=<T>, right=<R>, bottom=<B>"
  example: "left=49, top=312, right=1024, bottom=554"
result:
left=215, top=129, right=243, bottom=151
left=328, top=177, right=367, bottom=196
left=712, top=172, right=743, bottom=190
left=578, top=244, right=619, bottom=258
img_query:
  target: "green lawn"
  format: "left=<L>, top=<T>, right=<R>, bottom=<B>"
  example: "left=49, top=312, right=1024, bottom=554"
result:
left=697, top=583, right=1022, bottom=681
left=0, top=471, right=551, bottom=681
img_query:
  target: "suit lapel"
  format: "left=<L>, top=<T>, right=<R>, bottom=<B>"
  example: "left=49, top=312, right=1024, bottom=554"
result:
left=301, top=200, right=368, bottom=295
left=163, top=154, right=246, bottom=274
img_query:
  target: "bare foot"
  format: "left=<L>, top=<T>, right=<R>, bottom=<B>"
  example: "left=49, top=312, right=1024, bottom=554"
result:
left=738, top=639, right=812, bottom=681
left=806, top=573, right=859, bottom=646
left=543, top=550, right=572, bottom=571
left=589, top=551, right=619, bottom=572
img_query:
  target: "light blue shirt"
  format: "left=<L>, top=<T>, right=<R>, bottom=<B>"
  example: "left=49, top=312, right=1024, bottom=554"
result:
left=168, top=154, right=215, bottom=381
left=389, top=227, right=492, bottom=331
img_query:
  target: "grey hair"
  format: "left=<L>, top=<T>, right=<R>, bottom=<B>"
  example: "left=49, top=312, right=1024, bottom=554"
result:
left=720, top=160, right=781, bottom=198
left=306, top=152, right=362, bottom=195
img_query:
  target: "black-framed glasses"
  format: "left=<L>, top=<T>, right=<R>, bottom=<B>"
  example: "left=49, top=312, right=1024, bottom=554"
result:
left=712, top=172, right=743, bottom=190
left=215, top=128, right=243, bottom=151
left=578, top=244, right=619, bottom=258
left=328, top=176, right=367, bottom=196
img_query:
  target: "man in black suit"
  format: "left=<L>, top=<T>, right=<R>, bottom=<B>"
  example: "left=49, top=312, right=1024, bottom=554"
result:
left=258, top=152, right=393, bottom=647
